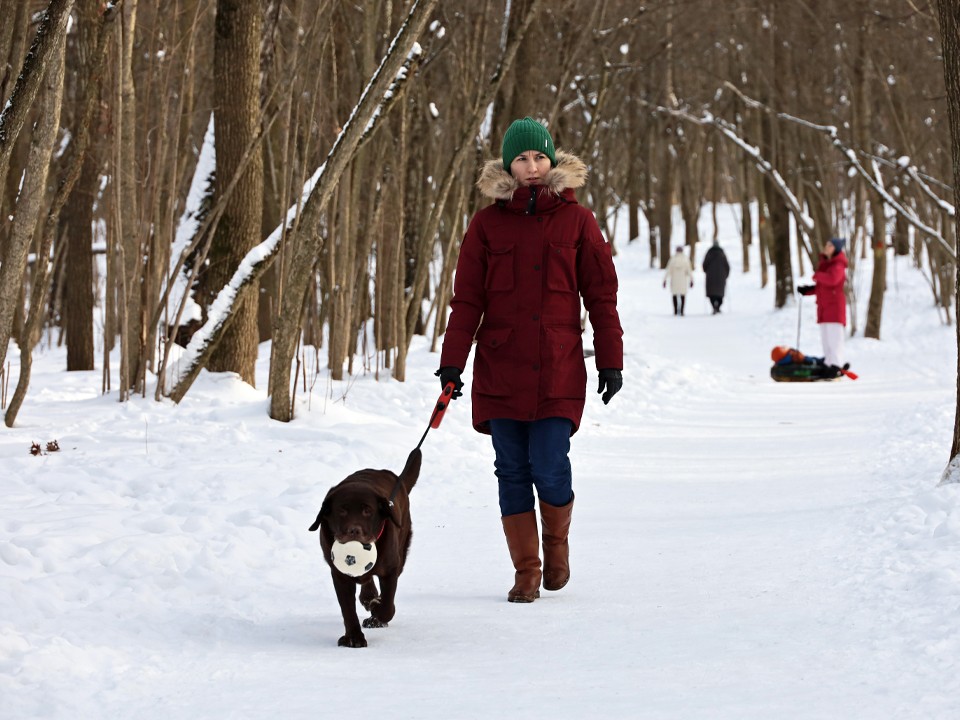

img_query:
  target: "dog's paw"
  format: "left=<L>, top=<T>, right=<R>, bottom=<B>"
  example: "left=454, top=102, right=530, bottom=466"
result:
left=360, top=594, right=381, bottom=611
left=362, top=616, right=388, bottom=629
left=338, top=634, right=367, bottom=648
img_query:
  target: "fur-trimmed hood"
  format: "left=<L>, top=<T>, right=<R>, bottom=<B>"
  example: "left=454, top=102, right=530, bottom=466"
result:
left=476, top=150, right=588, bottom=201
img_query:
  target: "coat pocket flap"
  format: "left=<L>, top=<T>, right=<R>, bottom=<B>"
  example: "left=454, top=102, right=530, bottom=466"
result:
left=475, top=326, right=513, bottom=348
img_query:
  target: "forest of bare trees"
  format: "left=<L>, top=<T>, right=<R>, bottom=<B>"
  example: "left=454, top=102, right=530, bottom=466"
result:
left=0, top=0, right=957, bottom=457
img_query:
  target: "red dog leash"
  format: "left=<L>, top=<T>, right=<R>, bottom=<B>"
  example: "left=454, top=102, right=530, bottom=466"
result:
left=388, top=382, right=457, bottom=507
left=417, top=381, right=457, bottom=448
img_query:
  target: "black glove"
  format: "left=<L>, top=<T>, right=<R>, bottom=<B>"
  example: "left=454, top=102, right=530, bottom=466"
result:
left=435, top=366, right=464, bottom=399
left=597, top=368, right=622, bottom=405
left=797, top=284, right=815, bottom=295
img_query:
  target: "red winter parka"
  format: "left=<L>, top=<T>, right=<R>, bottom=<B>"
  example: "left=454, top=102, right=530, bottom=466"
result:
left=811, top=250, right=848, bottom=325
left=439, top=151, right=623, bottom=435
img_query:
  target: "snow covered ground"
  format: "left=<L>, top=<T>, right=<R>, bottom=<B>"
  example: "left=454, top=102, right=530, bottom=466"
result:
left=2, top=205, right=959, bottom=719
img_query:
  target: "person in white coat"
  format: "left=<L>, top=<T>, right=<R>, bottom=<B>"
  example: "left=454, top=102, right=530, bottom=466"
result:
left=663, top=245, right=693, bottom=316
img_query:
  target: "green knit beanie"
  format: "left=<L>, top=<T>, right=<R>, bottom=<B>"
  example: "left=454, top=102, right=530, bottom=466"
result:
left=501, top=117, right=556, bottom=173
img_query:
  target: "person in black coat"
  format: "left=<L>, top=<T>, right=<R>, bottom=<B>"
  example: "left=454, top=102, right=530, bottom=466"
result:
left=702, top=241, right=730, bottom=314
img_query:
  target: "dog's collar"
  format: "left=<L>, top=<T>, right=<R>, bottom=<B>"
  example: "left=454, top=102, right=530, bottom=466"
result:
left=376, top=520, right=387, bottom=541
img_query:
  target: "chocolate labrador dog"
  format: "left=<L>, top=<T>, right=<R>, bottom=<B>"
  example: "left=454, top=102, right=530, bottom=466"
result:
left=308, top=449, right=420, bottom=648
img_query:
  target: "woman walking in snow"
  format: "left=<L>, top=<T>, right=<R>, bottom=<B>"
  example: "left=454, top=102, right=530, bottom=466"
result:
left=436, top=117, right=624, bottom=603
left=702, top=240, right=730, bottom=314
left=797, top=237, right=849, bottom=376
left=663, top=245, right=693, bottom=315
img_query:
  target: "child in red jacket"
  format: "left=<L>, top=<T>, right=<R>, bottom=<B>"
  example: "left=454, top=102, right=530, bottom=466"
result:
left=797, top=237, right=849, bottom=377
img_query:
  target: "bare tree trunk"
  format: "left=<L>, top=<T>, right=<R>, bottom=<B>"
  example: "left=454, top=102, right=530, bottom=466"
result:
left=939, top=214, right=956, bottom=325
left=0, top=0, right=30, bottom=105
left=739, top=201, right=752, bottom=273
left=62, top=0, right=100, bottom=372
left=141, top=4, right=199, bottom=384
left=205, top=0, right=264, bottom=385
left=739, top=135, right=751, bottom=273
left=757, top=178, right=770, bottom=288
left=658, top=3, right=677, bottom=270
left=710, top=143, right=720, bottom=243
left=6, top=3, right=118, bottom=425
left=490, top=0, right=541, bottom=152
left=679, top=177, right=700, bottom=262
left=627, top=156, right=641, bottom=244
left=936, top=0, right=960, bottom=481
left=118, top=0, right=140, bottom=395
left=741, top=110, right=770, bottom=286
left=765, top=2, right=792, bottom=308
left=0, top=0, right=32, bottom=243
left=677, top=127, right=703, bottom=265
left=769, top=183, right=792, bottom=307
left=657, top=133, right=675, bottom=269
left=0, top=29, right=66, bottom=376
left=0, top=0, right=76, bottom=196
left=643, top=119, right=659, bottom=268
left=626, top=63, right=643, bottom=246
left=864, top=198, right=887, bottom=339
left=850, top=18, right=870, bottom=273
left=256, top=0, right=293, bottom=344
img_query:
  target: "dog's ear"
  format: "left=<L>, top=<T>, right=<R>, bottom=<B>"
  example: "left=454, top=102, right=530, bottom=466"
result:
left=307, top=494, right=333, bottom=532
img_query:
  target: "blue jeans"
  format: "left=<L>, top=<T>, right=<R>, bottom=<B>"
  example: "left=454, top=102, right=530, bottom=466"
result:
left=489, top=417, right=574, bottom=516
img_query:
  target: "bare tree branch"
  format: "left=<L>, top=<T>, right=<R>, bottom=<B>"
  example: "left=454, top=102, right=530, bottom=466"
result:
left=0, top=0, right=76, bottom=193
left=166, top=0, right=438, bottom=407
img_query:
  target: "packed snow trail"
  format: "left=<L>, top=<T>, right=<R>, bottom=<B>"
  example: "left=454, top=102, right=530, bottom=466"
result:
left=2, top=206, right=959, bottom=719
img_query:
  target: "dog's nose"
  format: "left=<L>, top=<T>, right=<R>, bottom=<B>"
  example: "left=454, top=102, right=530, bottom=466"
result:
left=346, top=525, right=363, bottom=539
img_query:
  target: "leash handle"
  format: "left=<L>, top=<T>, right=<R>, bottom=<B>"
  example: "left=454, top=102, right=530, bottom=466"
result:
left=415, top=382, right=457, bottom=450
left=430, top=382, right=456, bottom=428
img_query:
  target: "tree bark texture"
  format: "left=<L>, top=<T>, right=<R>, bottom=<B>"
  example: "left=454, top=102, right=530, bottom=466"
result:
left=864, top=199, right=887, bottom=340
left=936, top=0, right=960, bottom=476
left=0, top=0, right=32, bottom=244
left=118, top=0, right=140, bottom=393
left=0, top=0, right=76, bottom=199
left=5, top=2, right=118, bottom=427
left=0, top=27, right=66, bottom=377
left=657, top=130, right=675, bottom=269
left=205, top=0, right=264, bottom=385
left=62, top=0, right=101, bottom=372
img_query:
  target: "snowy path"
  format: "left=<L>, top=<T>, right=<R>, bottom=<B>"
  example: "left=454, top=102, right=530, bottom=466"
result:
left=570, top=248, right=959, bottom=719
left=3, top=221, right=960, bottom=718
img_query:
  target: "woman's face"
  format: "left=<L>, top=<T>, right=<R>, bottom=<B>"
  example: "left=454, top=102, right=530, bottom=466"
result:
left=510, top=150, right=552, bottom=186
left=822, top=241, right=835, bottom=257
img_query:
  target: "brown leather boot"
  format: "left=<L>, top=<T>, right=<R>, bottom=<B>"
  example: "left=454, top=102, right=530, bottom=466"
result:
left=501, top=511, right=542, bottom=603
left=540, top=495, right=573, bottom=591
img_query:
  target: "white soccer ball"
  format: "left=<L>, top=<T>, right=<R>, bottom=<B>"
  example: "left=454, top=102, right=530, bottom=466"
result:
left=330, top=540, right=378, bottom=577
